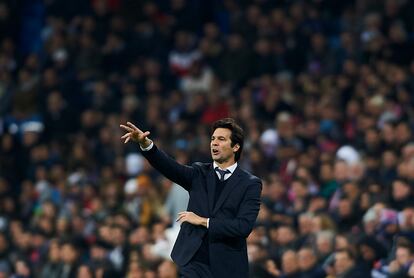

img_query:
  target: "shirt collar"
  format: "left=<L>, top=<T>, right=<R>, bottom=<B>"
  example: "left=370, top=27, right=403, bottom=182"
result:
left=213, top=161, right=238, bottom=174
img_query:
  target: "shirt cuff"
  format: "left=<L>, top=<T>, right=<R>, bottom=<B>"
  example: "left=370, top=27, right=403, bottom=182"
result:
left=140, top=141, right=153, bottom=151
left=207, top=218, right=210, bottom=228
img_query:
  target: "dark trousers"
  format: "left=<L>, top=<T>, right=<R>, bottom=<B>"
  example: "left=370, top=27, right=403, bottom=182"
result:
left=179, top=261, right=213, bottom=278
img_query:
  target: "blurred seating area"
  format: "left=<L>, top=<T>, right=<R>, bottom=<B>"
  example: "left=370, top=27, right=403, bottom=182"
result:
left=1, top=0, right=414, bottom=277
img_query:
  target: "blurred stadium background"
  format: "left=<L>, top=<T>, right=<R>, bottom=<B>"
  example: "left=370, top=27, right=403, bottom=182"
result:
left=1, top=0, right=414, bottom=277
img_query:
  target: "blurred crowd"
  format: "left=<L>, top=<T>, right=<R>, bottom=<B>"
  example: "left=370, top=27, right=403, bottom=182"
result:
left=1, top=0, right=414, bottom=277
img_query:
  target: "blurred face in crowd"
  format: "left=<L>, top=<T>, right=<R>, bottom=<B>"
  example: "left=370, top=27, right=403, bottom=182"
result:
left=342, top=182, right=359, bottom=200
left=291, top=180, right=308, bottom=199
left=61, top=243, right=78, bottom=264
left=282, top=250, right=299, bottom=274
left=111, top=226, right=126, bottom=246
left=381, top=123, right=395, bottom=145
left=129, top=227, right=150, bottom=246
left=311, top=216, right=323, bottom=233
left=0, top=233, right=8, bottom=253
left=334, top=161, right=349, bottom=182
left=276, top=114, right=294, bottom=139
left=311, top=33, right=325, bottom=51
left=175, top=31, right=191, bottom=50
left=392, top=180, right=410, bottom=201
left=319, top=163, right=333, bottom=182
left=395, top=123, right=411, bottom=145
left=400, top=208, right=414, bottom=230
left=227, top=34, right=243, bottom=50
left=1, top=134, right=13, bottom=152
left=151, top=223, right=166, bottom=241
left=56, top=217, right=69, bottom=236
left=90, top=245, right=106, bottom=260
left=299, top=214, right=313, bottom=235
left=48, top=240, right=60, bottom=262
left=346, top=99, right=360, bottom=118
left=14, top=260, right=30, bottom=277
left=158, top=260, right=177, bottom=278
left=334, top=251, right=354, bottom=275
left=128, top=260, right=143, bottom=278
left=144, top=270, right=156, bottom=278
left=266, top=179, right=286, bottom=201
left=359, top=244, right=376, bottom=261
left=142, top=243, right=158, bottom=262
left=47, top=91, right=64, bottom=114
left=335, top=235, right=350, bottom=251
left=15, top=232, right=31, bottom=250
left=77, top=265, right=93, bottom=278
left=382, top=150, right=397, bottom=168
left=396, top=246, right=412, bottom=266
left=338, top=198, right=353, bottom=218
left=365, top=128, right=380, bottom=147
left=203, top=22, right=219, bottom=40
left=298, top=248, right=317, bottom=271
left=276, top=226, right=295, bottom=245
left=317, top=234, right=334, bottom=255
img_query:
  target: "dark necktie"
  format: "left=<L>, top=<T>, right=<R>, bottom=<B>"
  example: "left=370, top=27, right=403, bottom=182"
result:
left=215, top=168, right=231, bottom=181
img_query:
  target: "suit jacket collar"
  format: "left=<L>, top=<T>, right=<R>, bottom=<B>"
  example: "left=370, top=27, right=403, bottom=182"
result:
left=207, top=168, right=216, bottom=213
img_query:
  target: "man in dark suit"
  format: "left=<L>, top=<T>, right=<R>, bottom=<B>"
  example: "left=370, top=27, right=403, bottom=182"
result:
left=120, top=118, right=262, bottom=277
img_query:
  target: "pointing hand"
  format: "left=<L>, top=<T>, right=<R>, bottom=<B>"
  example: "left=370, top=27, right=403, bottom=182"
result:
left=120, top=122, right=152, bottom=148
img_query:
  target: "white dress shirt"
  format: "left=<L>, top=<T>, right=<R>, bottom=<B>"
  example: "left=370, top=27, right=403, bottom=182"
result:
left=213, top=161, right=237, bottom=180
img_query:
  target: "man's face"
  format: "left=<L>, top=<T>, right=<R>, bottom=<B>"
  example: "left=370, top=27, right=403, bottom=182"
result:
left=210, top=128, right=238, bottom=164
left=334, top=252, right=353, bottom=275
left=282, top=250, right=298, bottom=274
left=298, top=249, right=316, bottom=271
left=396, top=247, right=411, bottom=266
left=61, top=244, right=78, bottom=264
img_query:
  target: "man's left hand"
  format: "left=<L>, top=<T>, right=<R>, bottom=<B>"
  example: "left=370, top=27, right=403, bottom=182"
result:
left=176, top=211, right=208, bottom=227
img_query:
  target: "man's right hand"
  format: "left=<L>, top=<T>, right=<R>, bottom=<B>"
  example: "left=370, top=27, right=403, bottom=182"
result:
left=120, top=122, right=152, bottom=148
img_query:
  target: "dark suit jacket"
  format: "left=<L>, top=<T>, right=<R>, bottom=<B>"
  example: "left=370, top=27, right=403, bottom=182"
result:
left=141, top=144, right=262, bottom=278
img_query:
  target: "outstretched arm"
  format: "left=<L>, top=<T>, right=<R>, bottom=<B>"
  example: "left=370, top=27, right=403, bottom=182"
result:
left=120, top=121, right=194, bottom=190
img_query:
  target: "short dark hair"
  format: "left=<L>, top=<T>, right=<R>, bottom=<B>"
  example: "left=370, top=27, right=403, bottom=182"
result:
left=212, top=118, right=244, bottom=161
left=336, top=248, right=355, bottom=261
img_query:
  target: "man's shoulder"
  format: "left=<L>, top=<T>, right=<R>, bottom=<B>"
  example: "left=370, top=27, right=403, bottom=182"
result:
left=192, top=162, right=211, bottom=170
left=238, top=167, right=262, bottom=184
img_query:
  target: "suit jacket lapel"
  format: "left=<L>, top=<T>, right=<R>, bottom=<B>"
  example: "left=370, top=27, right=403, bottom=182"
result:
left=213, top=166, right=242, bottom=214
left=206, top=167, right=216, bottom=213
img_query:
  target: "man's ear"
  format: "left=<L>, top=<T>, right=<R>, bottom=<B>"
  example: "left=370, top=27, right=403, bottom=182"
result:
left=233, top=143, right=240, bottom=152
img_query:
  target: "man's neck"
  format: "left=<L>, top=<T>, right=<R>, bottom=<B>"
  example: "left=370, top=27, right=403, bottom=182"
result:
left=214, top=160, right=237, bottom=169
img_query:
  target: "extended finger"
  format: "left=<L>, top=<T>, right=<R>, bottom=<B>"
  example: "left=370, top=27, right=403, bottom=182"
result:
left=176, top=215, right=185, bottom=222
left=121, top=133, right=131, bottom=139
left=127, top=122, right=141, bottom=132
left=120, top=124, right=134, bottom=132
left=124, top=137, right=130, bottom=144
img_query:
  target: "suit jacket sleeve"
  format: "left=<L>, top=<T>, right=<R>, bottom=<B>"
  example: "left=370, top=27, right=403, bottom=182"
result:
left=208, top=178, right=262, bottom=238
left=140, top=144, right=194, bottom=191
